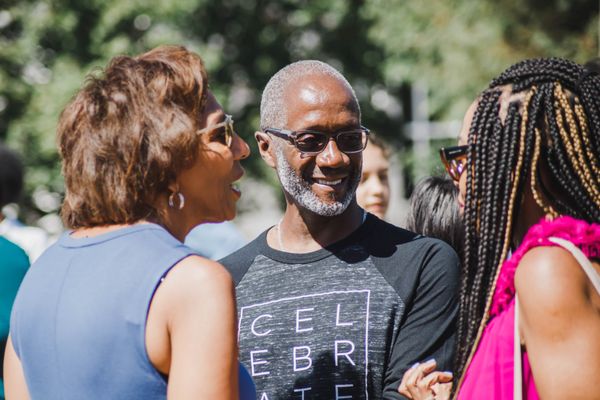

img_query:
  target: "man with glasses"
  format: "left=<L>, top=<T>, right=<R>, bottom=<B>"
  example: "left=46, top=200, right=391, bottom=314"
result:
left=221, top=61, right=459, bottom=399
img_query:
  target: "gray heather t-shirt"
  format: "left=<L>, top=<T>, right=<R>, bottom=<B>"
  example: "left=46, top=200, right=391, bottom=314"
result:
left=221, top=214, right=460, bottom=400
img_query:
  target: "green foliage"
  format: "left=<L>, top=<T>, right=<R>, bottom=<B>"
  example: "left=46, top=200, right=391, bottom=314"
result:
left=0, top=0, right=598, bottom=220
left=1, top=0, right=390, bottom=221
left=366, top=0, right=598, bottom=120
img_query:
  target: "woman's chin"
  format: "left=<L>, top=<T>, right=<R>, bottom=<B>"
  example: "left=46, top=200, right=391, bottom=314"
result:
left=365, top=205, right=387, bottom=220
left=204, top=208, right=236, bottom=224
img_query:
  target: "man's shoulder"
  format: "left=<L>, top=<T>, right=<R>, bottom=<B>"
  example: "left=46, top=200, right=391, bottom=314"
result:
left=364, top=215, right=455, bottom=257
left=363, top=216, right=460, bottom=294
left=219, top=230, right=268, bottom=285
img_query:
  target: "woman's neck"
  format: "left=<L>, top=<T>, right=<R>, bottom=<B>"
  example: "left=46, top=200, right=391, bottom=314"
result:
left=70, top=222, right=147, bottom=239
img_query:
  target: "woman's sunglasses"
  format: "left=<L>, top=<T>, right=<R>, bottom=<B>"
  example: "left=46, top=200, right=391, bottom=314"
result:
left=264, top=126, right=370, bottom=156
left=439, top=145, right=469, bottom=182
left=196, top=114, right=235, bottom=147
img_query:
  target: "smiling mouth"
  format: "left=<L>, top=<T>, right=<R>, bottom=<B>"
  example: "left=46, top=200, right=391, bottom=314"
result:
left=230, top=167, right=245, bottom=197
left=315, top=178, right=342, bottom=185
left=230, top=182, right=242, bottom=197
left=310, top=177, right=347, bottom=188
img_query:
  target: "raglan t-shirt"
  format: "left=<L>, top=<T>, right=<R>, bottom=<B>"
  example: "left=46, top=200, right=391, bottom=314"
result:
left=221, top=214, right=460, bottom=400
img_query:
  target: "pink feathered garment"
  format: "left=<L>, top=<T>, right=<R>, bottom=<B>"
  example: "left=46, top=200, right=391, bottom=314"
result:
left=458, top=216, right=600, bottom=399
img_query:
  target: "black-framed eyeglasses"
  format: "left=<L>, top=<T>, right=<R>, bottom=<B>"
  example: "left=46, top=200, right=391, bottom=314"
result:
left=196, top=114, right=234, bottom=147
left=439, top=145, right=469, bottom=182
left=263, top=126, right=370, bottom=155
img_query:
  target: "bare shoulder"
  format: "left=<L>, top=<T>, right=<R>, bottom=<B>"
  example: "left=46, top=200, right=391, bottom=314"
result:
left=515, top=245, right=594, bottom=315
left=145, top=256, right=237, bottom=383
left=156, top=255, right=235, bottom=312
left=166, top=255, right=233, bottom=290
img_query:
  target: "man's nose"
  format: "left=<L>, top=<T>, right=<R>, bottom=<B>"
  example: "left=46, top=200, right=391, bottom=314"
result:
left=317, top=137, right=348, bottom=167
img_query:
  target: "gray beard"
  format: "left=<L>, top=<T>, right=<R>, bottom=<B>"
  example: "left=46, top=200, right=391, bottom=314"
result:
left=274, top=147, right=360, bottom=216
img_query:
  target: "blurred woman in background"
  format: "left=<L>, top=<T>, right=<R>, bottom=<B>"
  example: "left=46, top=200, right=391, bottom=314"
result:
left=356, top=133, right=391, bottom=220
left=4, top=45, right=254, bottom=399
left=405, top=176, right=463, bottom=258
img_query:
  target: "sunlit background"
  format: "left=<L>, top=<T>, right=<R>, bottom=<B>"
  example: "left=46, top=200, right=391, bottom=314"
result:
left=1, top=0, right=598, bottom=238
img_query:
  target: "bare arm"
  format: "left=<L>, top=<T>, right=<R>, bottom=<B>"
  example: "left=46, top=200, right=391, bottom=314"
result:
left=515, top=246, right=600, bottom=400
left=146, top=255, right=239, bottom=400
left=3, top=335, right=31, bottom=400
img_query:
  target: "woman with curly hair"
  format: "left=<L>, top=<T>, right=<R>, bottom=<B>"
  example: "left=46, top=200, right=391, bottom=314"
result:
left=4, top=46, right=255, bottom=399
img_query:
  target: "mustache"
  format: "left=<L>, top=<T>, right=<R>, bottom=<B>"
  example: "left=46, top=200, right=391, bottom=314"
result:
left=274, top=148, right=361, bottom=216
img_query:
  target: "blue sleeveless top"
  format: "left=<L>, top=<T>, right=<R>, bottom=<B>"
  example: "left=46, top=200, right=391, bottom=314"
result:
left=10, top=223, right=255, bottom=399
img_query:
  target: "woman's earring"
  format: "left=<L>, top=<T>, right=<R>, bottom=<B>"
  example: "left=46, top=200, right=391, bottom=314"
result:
left=168, top=192, right=185, bottom=210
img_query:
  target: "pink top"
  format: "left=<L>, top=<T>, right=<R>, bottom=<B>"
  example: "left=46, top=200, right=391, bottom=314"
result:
left=458, top=216, right=600, bottom=399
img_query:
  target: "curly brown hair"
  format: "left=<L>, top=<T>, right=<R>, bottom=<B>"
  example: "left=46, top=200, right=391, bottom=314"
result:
left=57, top=45, right=209, bottom=228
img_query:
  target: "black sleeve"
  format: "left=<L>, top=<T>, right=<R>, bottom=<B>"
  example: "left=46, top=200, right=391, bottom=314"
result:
left=381, top=240, right=460, bottom=399
left=218, top=233, right=264, bottom=286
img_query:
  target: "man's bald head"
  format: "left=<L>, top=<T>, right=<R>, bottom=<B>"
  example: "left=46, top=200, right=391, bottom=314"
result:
left=260, top=60, right=360, bottom=130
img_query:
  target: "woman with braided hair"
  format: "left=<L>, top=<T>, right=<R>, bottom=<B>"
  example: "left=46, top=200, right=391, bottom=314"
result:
left=399, top=57, right=600, bottom=400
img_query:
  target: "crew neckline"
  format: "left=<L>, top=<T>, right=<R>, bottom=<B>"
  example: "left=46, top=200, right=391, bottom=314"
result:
left=257, top=213, right=377, bottom=264
left=59, top=222, right=165, bottom=248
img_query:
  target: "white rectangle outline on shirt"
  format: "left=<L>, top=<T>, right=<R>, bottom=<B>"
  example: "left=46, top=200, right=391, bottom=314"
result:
left=237, top=289, right=371, bottom=399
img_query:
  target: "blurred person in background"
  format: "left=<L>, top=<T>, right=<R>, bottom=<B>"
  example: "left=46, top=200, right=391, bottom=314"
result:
left=0, top=144, right=36, bottom=400
left=185, top=220, right=246, bottom=260
left=356, top=133, right=391, bottom=220
left=405, top=176, right=464, bottom=258
left=400, top=58, right=600, bottom=400
left=4, top=45, right=255, bottom=399
left=0, top=237, right=29, bottom=400
left=0, top=144, right=50, bottom=262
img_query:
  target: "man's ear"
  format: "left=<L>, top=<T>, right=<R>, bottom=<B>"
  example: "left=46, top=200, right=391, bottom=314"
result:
left=255, top=131, right=277, bottom=168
